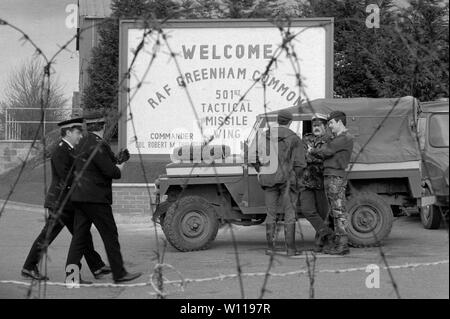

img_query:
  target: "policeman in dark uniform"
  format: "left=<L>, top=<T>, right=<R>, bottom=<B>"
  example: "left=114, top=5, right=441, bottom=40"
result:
left=21, top=118, right=110, bottom=282
left=65, top=112, right=141, bottom=283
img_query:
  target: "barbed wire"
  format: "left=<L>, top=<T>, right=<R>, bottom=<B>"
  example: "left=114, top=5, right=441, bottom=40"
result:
left=0, top=8, right=149, bottom=218
left=1, top=259, right=447, bottom=290
left=151, top=19, right=299, bottom=301
left=0, top=13, right=172, bottom=298
left=124, top=16, right=440, bottom=300
left=389, top=24, right=450, bottom=237
left=148, top=18, right=328, bottom=300
left=0, top=4, right=448, bottom=301
left=304, top=251, right=317, bottom=298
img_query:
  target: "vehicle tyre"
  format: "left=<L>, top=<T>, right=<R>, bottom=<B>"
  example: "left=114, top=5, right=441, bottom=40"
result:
left=346, top=192, right=394, bottom=247
left=420, top=188, right=442, bottom=229
left=162, top=196, right=219, bottom=251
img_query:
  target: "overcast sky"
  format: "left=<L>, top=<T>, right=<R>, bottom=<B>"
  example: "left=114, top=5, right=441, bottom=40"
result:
left=0, top=0, right=79, bottom=106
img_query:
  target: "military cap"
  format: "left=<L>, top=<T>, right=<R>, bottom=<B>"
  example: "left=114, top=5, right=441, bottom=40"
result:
left=327, top=110, right=346, bottom=122
left=312, top=113, right=328, bottom=123
left=277, top=109, right=293, bottom=125
left=83, top=109, right=106, bottom=124
left=57, top=117, right=83, bottom=129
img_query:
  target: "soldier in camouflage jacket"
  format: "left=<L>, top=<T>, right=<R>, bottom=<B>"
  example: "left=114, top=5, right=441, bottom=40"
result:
left=299, top=115, right=334, bottom=252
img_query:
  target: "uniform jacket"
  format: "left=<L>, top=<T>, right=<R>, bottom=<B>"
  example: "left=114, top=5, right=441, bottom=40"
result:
left=71, top=132, right=121, bottom=204
left=257, top=126, right=306, bottom=188
left=44, top=139, right=76, bottom=210
left=301, top=133, right=330, bottom=189
left=311, top=130, right=354, bottom=177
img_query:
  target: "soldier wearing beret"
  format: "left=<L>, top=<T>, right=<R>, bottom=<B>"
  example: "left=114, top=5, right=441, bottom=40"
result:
left=311, top=111, right=354, bottom=255
left=65, top=112, right=141, bottom=284
left=21, top=118, right=110, bottom=283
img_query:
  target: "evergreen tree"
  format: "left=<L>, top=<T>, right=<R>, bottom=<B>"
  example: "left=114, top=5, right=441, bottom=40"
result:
left=304, top=0, right=395, bottom=97
left=304, top=0, right=449, bottom=100
left=374, top=0, right=449, bottom=100
left=179, top=0, right=224, bottom=19
left=82, top=0, right=182, bottom=112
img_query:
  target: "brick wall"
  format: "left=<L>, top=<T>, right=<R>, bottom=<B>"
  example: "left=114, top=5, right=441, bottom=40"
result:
left=112, top=184, right=156, bottom=217
left=0, top=141, right=40, bottom=174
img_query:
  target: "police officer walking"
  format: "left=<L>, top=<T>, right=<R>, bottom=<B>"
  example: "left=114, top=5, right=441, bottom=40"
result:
left=65, top=112, right=141, bottom=283
left=21, top=118, right=110, bottom=282
left=299, top=114, right=334, bottom=252
left=311, top=111, right=354, bottom=255
left=257, top=110, right=306, bottom=256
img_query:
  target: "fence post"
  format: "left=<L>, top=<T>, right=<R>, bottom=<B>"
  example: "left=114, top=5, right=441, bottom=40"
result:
left=43, top=109, right=46, bottom=138
left=6, top=109, right=10, bottom=140
left=14, top=116, right=17, bottom=140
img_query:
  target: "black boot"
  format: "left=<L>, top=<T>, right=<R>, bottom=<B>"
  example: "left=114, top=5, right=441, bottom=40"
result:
left=323, top=234, right=350, bottom=255
left=313, top=227, right=334, bottom=253
left=265, top=223, right=276, bottom=255
left=313, top=233, right=324, bottom=253
left=93, top=265, right=112, bottom=279
left=285, top=223, right=301, bottom=256
left=114, top=272, right=142, bottom=283
left=21, top=266, right=49, bottom=281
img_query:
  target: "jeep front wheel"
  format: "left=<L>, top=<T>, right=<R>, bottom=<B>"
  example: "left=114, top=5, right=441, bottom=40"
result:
left=346, top=192, right=394, bottom=247
left=162, top=196, right=219, bottom=251
left=420, top=187, right=442, bottom=230
left=420, top=204, right=441, bottom=229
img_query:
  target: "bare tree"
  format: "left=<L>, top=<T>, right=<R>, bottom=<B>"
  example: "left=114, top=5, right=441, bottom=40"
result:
left=5, top=59, right=67, bottom=109
left=3, top=59, right=69, bottom=140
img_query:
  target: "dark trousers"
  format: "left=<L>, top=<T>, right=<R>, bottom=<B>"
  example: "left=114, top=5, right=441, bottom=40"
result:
left=299, top=188, right=330, bottom=233
left=263, top=183, right=298, bottom=224
left=23, top=207, right=105, bottom=274
left=66, top=202, right=126, bottom=280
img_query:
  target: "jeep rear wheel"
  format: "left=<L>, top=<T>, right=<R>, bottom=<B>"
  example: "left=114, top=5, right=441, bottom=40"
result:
left=162, top=196, right=219, bottom=251
left=346, top=192, right=394, bottom=247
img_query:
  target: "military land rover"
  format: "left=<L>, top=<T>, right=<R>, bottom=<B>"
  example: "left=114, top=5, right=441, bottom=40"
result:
left=153, top=96, right=449, bottom=251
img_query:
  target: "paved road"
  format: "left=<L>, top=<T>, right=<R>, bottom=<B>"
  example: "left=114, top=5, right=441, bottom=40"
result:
left=0, top=206, right=448, bottom=299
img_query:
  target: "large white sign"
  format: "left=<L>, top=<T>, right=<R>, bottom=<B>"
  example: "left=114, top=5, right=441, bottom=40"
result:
left=122, top=20, right=332, bottom=155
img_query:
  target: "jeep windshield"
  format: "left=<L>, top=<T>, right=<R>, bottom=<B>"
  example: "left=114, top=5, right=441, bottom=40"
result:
left=429, top=113, right=449, bottom=148
left=246, top=116, right=264, bottom=145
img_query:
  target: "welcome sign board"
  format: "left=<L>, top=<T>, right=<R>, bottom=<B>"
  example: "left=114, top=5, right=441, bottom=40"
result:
left=118, top=19, right=333, bottom=157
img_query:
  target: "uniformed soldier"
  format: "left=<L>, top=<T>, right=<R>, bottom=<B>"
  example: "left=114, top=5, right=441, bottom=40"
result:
left=21, top=118, right=110, bottom=282
left=65, top=112, right=141, bottom=283
left=311, top=111, right=354, bottom=255
left=257, top=110, right=306, bottom=256
left=299, top=114, right=334, bottom=252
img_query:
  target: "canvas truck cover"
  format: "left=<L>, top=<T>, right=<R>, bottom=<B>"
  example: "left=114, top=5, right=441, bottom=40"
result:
left=266, top=96, right=421, bottom=164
